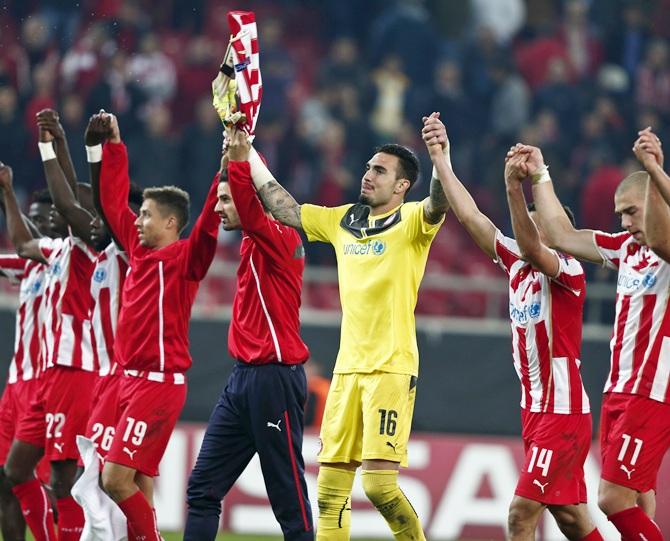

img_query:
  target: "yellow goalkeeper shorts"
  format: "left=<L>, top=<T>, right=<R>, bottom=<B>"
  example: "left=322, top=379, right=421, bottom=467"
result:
left=317, top=372, right=417, bottom=468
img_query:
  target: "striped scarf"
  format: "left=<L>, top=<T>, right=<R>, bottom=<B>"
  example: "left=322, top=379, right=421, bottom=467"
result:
left=227, top=10, right=263, bottom=139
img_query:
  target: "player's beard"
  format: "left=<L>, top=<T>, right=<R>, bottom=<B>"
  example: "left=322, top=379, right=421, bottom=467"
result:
left=359, top=193, right=373, bottom=206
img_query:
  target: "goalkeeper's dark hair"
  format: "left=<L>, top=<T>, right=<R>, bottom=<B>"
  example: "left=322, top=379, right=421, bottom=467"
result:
left=527, top=202, right=576, bottom=228
left=30, top=189, right=53, bottom=205
left=375, top=144, right=420, bottom=192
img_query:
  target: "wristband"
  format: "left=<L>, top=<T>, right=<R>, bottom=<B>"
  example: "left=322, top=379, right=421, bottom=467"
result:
left=248, top=146, right=276, bottom=190
left=38, top=141, right=56, bottom=162
left=86, top=144, right=103, bottom=163
left=431, top=140, right=452, bottom=180
left=531, top=164, right=551, bottom=185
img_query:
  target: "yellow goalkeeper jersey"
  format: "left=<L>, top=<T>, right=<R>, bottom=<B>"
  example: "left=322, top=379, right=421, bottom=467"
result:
left=301, top=200, right=443, bottom=376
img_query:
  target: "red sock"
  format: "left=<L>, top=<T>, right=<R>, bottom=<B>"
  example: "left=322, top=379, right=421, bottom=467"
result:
left=56, top=496, right=84, bottom=541
left=11, top=478, right=57, bottom=541
left=117, top=490, right=161, bottom=541
left=580, top=528, right=604, bottom=541
left=609, top=507, right=663, bottom=541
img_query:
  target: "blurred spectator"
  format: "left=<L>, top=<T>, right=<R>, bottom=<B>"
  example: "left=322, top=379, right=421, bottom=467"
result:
left=558, top=0, right=604, bottom=79
left=605, top=2, right=650, bottom=79
left=304, top=360, right=331, bottom=430
left=636, top=38, right=670, bottom=114
left=369, top=55, right=409, bottom=142
left=86, top=50, right=144, bottom=132
left=368, top=0, right=440, bottom=86
left=59, top=94, right=88, bottom=183
left=126, top=103, right=181, bottom=190
left=580, top=162, right=624, bottom=231
left=0, top=86, right=29, bottom=178
left=128, top=33, right=177, bottom=103
left=470, top=0, right=526, bottom=45
left=535, top=57, right=582, bottom=137
left=489, top=57, right=530, bottom=139
left=180, top=96, right=223, bottom=211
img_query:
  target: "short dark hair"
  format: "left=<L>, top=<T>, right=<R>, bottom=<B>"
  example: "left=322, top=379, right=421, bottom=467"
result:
left=128, top=183, right=144, bottom=207
left=143, top=186, right=190, bottom=233
left=527, top=202, right=576, bottom=227
left=31, top=189, right=52, bottom=205
left=375, top=143, right=420, bottom=192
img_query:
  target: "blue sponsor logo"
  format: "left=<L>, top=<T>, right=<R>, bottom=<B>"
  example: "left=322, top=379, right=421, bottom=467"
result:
left=642, top=273, right=657, bottom=288
left=510, top=302, right=541, bottom=324
left=234, top=58, right=251, bottom=72
left=31, top=280, right=42, bottom=293
left=343, top=239, right=386, bottom=256
left=93, top=269, right=107, bottom=283
left=617, top=272, right=642, bottom=290
left=49, top=262, right=62, bottom=277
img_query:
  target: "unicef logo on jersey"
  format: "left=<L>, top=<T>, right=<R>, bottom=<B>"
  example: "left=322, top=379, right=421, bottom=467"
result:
left=343, top=239, right=387, bottom=256
left=642, top=273, right=657, bottom=288
left=371, top=240, right=386, bottom=255
left=31, top=280, right=42, bottom=294
left=93, top=269, right=107, bottom=283
left=510, top=302, right=541, bottom=324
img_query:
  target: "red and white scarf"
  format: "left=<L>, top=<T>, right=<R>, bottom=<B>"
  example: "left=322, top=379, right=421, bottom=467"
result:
left=228, top=10, right=263, bottom=139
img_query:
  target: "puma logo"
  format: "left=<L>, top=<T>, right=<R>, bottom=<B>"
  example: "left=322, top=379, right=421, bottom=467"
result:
left=123, top=447, right=137, bottom=460
left=53, top=442, right=64, bottom=454
left=386, top=441, right=397, bottom=453
left=533, top=479, right=549, bottom=494
left=267, top=419, right=282, bottom=432
left=620, top=464, right=635, bottom=480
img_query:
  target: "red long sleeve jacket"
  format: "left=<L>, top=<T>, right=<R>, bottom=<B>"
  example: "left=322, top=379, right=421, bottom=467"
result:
left=227, top=160, right=309, bottom=364
left=100, top=142, right=220, bottom=379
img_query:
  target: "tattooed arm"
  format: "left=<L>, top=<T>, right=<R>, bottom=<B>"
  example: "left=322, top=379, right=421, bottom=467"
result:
left=257, top=180, right=303, bottom=230
left=421, top=113, right=450, bottom=224
left=225, top=129, right=304, bottom=229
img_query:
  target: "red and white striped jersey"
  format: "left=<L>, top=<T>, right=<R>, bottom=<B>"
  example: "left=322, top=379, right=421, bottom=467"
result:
left=38, top=236, right=97, bottom=372
left=0, top=255, right=46, bottom=383
left=595, top=231, right=670, bottom=404
left=89, top=243, right=128, bottom=376
left=494, top=232, right=590, bottom=414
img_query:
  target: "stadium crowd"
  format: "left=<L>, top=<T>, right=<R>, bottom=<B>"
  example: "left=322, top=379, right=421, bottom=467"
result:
left=1, top=0, right=670, bottom=272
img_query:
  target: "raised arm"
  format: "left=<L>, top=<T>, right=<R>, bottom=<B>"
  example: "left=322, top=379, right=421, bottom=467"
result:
left=240, top=145, right=302, bottom=229
left=517, top=145, right=603, bottom=264
left=97, top=114, right=140, bottom=255
left=504, top=154, right=560, bottom=275
left=0, top=164, right=46, bottom=263
left=422, top=119, right=496, bottom=259
left=226, top=129, right=300, bottom=262
left=634, top=129, right=670, bottom=261
left=421, top=113, right=450, bottom=224
left=85, top=112, right=125, bottom=249
left=36, top=109, right=78, bottom=192
left=36, top=110, right=95, bottom=244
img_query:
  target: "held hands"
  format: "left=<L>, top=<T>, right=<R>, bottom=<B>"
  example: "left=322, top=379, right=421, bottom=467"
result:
left=506, top=144, right=546, bottom=178
left=36, top=109, right=65, bottom=142
left=421, top=112, right=450, bottom=159
left=226, top=126, right=250, bottom=162
left=504, top=152, right=528, bottom=185
left=633, top=127, right=664, bottom=171
left=85, top=110, right=121, bottom=146
left=0, top=163, right=13, bottom=191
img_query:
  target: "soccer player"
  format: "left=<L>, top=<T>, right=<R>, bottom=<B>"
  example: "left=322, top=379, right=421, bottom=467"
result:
left=245, top=113, right=449, bottom=540
left=88, top=112, right=220, bottom=541
left=2, top=117, right=99, bottom=540
left=510, top=142, right=670, bottom=541
left=0, top=189, right=61, bottom=541
left=184, top=129, right=313, bottom=540
left=423, top=117, right=602, bottom=541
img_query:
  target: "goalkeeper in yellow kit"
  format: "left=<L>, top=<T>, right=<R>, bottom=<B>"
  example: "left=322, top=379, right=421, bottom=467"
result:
left=224, top=109, right=450, bottom=539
